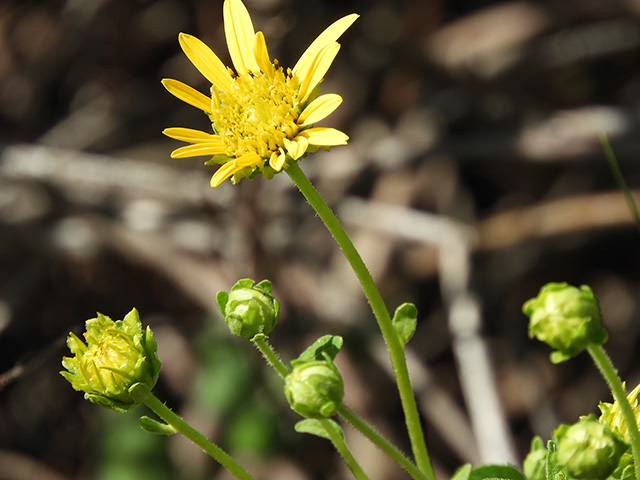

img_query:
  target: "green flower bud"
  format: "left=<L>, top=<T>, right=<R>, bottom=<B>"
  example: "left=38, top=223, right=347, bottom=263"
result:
left=60, top=308, right=161, bottom=412
left=553, top=415, right=627, bottom=480
left=600, top=382, right=640, bottom=443
left=284, top=358, right=344, bottom=419
left=216, top=279, right=279, bottom=340
left=523, top=283, right=608, bottom=363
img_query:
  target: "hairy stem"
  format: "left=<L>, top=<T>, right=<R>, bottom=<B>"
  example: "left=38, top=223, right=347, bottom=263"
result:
left=286, top=162, right=434, bottom=480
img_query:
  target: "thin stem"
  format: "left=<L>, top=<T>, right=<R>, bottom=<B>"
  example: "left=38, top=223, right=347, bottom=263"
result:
left=286, top=162, right=434, bottom=480
left=252, top=336, right=290, bottom=378
left=600, top=131, right=640, bottom=235
left=587, top=345, right=640, bottom=480
left=337, top=404, right=428, bottom=480
left=254, top=336, right=425, bottom=479
left=142, top=392, right=255, bottom=480
left=545, top=440, right=556, bottom=480
left=320, top=418, right=370, bottom=480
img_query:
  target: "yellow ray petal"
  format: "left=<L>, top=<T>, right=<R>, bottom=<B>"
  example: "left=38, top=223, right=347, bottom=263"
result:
left=298, top=94, right=343, bottom=126
left=301, top=127, right=349, bottom=146
left=223, top=0, right=259, bottom=75
left=235, top=152, right=262, bottom=168
left=163, top=127, right=224, bottom=144
left=269, top=149, right=287, bottom=171
left=297, top=42, right=340, bottom=104
left=178, top=33, right=233, bottom=91
left=293, top=13, right=358, bottom=82
left=254, top=31, right=273, bottom=78
left=210, top=161, right=239, bottom=187
left=162, top=79, right=213, bottom=114
left=171, top=143, right=228, bottom=158
left=284, top=136, right=309, bottom=160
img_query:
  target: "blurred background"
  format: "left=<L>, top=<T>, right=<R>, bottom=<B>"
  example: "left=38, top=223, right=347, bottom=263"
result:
left=2, top=0, right=640, bottom=478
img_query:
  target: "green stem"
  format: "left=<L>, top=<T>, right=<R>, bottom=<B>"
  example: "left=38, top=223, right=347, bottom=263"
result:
left=600, top=132, right=640, bottom=235
left=337, top=404, right=428, bottom=480
left=587, top=345, right=640, bottom=480
left=253, top=337, right=425, bottom=479
left=286, top=162, right=434, bottom=480
left=252, top=335, right=290, bottom=379
left=545, top=440, right=556, bottom=480
left=142, top=392, right=255, bottom=480
left=320, top=418, right=370, bottom=480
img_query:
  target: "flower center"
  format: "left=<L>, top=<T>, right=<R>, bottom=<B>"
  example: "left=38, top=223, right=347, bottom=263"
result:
left=82, top=331, right=138, bottom=394
left=214, top=67, right=301, bottom=159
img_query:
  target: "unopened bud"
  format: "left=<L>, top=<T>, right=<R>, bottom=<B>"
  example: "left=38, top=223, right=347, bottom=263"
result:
left=284, top=358, right=344, bottom=419
left=60, top=309, right=161, bottom=412
left=523, top=283, right=608, bottom=363
left=553, top=415, right=626, bottom=480
left=216, top=279, right=279, bottom=340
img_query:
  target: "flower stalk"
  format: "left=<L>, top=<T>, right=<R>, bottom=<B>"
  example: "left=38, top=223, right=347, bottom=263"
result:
left=319, top=417, right=370, bottom=480
left=587, top=345, right=640, bottom=480
left=253, top=332, right=426, bottom=479
left=285, top=161, right=434, bottom=480
left=337, top=404, right=429, bottom=480
left=131, top=384, right=255, bottom=480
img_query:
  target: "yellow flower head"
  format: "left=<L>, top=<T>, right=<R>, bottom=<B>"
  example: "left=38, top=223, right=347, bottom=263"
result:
left=599, top=382, right=640, bottom=442
left=163, top=0, right=358, bottom=187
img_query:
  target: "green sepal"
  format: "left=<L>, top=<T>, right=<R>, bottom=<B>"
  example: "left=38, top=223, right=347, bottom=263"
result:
left=523, top=435, right=547, bottom=480
left=215, top=290, right=229, bottom=315
left=260, top=164, right=276, bottom=180
left=451, top=464, right=472, bottom=480
left=392, top=303, right=418, bottom=347
left=139, top=416, right=177, bottom=435
left=292, top=335, right=343, bottom=367
left=231, top=166, right=255, bottom=184
left=204, top=154, right=233, bottom=165
left=294, top=418, right=343, bottom=441
left=128, top=382, right=151, bottom=403
left=467, top=464, right=526, bottom=480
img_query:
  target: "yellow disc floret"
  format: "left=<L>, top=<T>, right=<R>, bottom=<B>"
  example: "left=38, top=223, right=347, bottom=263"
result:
left=215, top=68, right=300, bottom=159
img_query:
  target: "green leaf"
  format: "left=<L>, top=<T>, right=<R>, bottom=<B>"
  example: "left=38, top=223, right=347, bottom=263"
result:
left=215, top=290, right=229, bottom=315
left=468, top=464, right=526, bottom=480
left=139, top=416, right=176, bottom=435
left=392, top=303, right=417, bottom=347
left=294, top=418, right=343, bottom=440
left=451, top=464, right=472, bottom=480
left=292, top=335, right=343, bottom=366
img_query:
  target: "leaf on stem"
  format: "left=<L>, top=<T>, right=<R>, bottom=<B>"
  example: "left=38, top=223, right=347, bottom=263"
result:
left=295, top=418, right=343, bottom=440
left=392, top=303, right=417, bottom=348
left=292, top=335, right=343, bottom=366
left=467, top=464, right=526, bottom=480
left=139, top=415, right=177, bottom=435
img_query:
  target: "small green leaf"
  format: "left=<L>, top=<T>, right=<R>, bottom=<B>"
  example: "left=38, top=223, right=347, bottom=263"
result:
left=392, top=303, right=417, bottom=347
left=139, top=416, right=176, bottom=435
left=294, top=418, right=343, bottom=440
left=451, top=464, right=472, bottom=480
left=215, top=290, right=229, bottom=315
left=469, top=464, right=526, bottom=480
left=292, top=335, right=343, bottom=366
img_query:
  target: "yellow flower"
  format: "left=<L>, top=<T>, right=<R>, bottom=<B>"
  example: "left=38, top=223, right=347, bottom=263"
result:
left=163, top=0, right=358, bottom=187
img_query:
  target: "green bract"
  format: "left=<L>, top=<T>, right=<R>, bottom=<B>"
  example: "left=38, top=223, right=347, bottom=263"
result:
left=553, top=415, right=627, bottom=480
left=60, top=309, right=161, bottom=412
left=523, top=282, right=608, bottom=363
left=284, top=358, right=344, bottom=419
left=216, top=279, right=279, bottom=340
left=523, top=436, right=548, bottom=480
